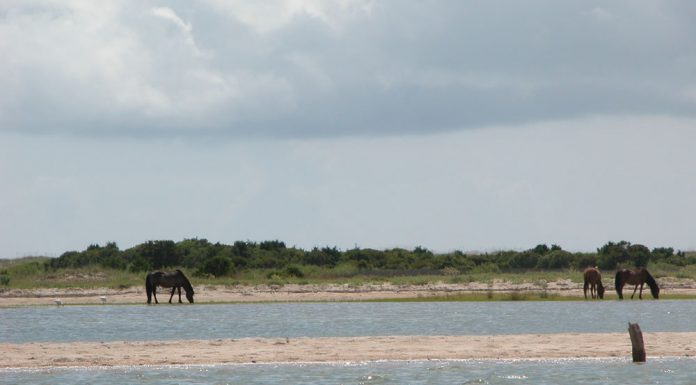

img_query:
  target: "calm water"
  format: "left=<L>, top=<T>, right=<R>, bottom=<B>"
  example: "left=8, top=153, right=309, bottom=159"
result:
left=2, top=358, right=695, bottom=385
left=1, top=300, right=694, bottom=343
left=3, top=301, right=695, bottom=383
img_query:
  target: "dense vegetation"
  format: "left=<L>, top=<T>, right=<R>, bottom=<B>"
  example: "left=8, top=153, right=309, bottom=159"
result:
left=38, top=239, right=696, bottom=277
left=1, top=239, right=695, bottom=290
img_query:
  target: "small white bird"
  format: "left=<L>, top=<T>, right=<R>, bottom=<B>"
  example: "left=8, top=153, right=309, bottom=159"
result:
left=100, top=296, right=107, bottom=304
left=54, top=299, right=63, bottom=306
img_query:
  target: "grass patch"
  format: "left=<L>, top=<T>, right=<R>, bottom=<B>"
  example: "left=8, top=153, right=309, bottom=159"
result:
left=3, top=265, right=143, bottom=290
left=3, top=258, right=696, bottom=303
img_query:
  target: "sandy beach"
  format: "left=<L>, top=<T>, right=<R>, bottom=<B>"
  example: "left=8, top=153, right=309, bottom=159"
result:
left=2, top=333, right=695, bottom=368
left=3, top=281, right=695, bottom=369
left=2, top=278, right=696, bottom=307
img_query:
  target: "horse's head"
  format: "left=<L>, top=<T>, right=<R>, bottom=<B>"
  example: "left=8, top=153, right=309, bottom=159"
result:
left=644, top=269, right=660, bottom=299
left=651, top=285, right=660, bottom=299
left=186, top=289, right=194, bottom=303
left=597, top=284, right=605, bottom=299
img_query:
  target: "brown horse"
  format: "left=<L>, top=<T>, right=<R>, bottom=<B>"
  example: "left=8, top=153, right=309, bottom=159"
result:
left=615, top=267, right=659, bottom=300
left=145, top=270, right=195, bottom=304
left=583, top=267, right=605, bottom=299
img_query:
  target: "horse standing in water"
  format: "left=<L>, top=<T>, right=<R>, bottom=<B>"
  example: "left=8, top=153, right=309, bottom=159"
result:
left=583, top=267, right=605, bottom=299
left=615, top=267, right=659, bottom=300
left=146, top=270, right=194, bottom=304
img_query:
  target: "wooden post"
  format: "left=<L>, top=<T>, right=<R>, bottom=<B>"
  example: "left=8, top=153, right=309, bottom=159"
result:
left=628, top=322, right=646, bottom=362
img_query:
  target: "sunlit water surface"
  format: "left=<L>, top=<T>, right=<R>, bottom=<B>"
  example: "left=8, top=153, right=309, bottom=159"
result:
left=2, top=358, right=694, bottom=385
left=1, top=300, right=694, bottom=343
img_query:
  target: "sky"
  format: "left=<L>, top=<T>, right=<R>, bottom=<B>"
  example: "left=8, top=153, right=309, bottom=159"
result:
left=1, top=1, right=696, bottom=258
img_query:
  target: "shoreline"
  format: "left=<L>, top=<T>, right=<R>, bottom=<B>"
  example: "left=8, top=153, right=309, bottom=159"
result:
left=2, top=333, right=695, bottom=368
left=4, top=283, right=695, bottom=369
left=2, top=280, right=696, bottom=306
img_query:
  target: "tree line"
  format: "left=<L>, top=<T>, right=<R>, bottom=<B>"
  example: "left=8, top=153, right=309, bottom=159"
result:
left=44, top=239, right=695, bottom=278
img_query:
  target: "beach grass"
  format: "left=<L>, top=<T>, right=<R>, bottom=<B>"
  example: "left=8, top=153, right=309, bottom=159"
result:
left=2, top=257, right=696, bottom=301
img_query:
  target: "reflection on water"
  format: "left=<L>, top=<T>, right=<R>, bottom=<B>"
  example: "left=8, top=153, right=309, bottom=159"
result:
left=2, top=358, right=695, bottom=385
left=2, top=300, right=695, bottom=343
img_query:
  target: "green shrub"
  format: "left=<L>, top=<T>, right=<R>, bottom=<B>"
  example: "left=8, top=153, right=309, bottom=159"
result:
left=199, top=255, right=234, bottom=277
left=265, top=266, right=304, bottom=279
left=573, top=253, right=597, bottom=269
left=471, top=263, right=500, bottom=274
left=508, top=251, right=539, bottom=269
left=266, top=271, right=281, bottom=279
left=129, top=256, right=152, bottom=272
left=537, top=250, right=574, bottom=269
left=283, top=266, right=304, bottom=278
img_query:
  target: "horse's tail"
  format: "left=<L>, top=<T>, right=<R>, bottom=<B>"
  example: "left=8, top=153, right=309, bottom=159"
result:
left=583, top=273, right=589, bottom=290
left=644, top=270, right=660, bottom=299
left=145, top=273, right=154, bottom=304
left=615, top=270, right=624, bottom=299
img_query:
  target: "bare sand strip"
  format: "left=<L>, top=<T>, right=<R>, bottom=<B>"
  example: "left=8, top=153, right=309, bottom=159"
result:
left=3, top=281, right=696, bottom=307
left=2, top=333, right=695, bottom=368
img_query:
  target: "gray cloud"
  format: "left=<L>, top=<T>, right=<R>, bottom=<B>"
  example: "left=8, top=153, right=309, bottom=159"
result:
left=1, top=1, right=695, bottom=138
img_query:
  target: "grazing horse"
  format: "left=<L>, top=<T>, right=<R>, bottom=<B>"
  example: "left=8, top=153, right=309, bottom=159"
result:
left=583, top=267, right=605, bottom=299
left=146, top=270, right=194, bottom=304
left=615, top=268, right=659, bottom=300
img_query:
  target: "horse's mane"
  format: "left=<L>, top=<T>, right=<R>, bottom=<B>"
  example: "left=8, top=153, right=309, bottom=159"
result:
left=644, top=269, right=659, bottom=298
left=176, top=269, right=194, bottom=294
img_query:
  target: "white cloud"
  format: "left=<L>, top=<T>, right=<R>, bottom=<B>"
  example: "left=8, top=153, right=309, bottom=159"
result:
left=0, top=1, right=695, bottom=138
left=150, top=6, right=209, bottom=59
left=151, top=6, right=192, bottom=33
left=198, top=0, right=373, bottom=34
left=3, top=1, right=696, bottom=259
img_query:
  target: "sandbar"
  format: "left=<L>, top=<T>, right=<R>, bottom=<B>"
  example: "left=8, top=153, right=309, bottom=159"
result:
left=2, top=333, right=695, bottom=368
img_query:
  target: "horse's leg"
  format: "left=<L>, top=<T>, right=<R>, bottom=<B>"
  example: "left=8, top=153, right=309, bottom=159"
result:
left=177, top=287, right=183, bottom=303
left=153, top=288, right=158, bottom=304
left=583, top=281, right=589, bottom=299
left=638, top=283, right=644, bottom=300
left=169, top=287, right=176, bottom=303
left=591, top=284, right=596, bottom=299
left=631, top=284, right=639, bottom=299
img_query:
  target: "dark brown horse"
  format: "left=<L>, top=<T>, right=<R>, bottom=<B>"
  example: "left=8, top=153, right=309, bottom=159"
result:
left=615, top=268, right=659, bottom=300
left=583, top=267, right=605, bottom=299
left=146, top=270, right=194, bottom=304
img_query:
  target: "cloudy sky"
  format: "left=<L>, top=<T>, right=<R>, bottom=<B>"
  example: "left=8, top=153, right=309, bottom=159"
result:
left=2, top=1, right=696, bottom=258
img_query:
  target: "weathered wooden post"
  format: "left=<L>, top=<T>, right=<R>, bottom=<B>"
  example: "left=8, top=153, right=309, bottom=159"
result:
left=628, top=322, right=646, bottom=362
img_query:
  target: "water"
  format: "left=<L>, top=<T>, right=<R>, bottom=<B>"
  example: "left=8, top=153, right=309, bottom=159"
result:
left=3, top=301, right=695, bottom=383
left=2, top=358, right=695, bottom=385
left=1, top=300, right=694, bottom=343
